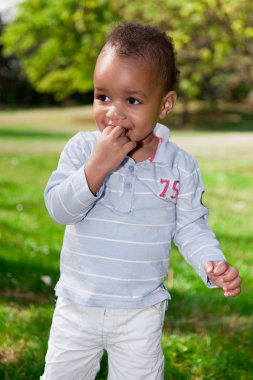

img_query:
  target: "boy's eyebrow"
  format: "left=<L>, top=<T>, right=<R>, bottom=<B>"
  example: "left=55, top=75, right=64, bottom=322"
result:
left=125, top=90, right=148, bottom=99
left=94, top=87, right=148, bottom=100
left=94, top=86, right=107, bottom=93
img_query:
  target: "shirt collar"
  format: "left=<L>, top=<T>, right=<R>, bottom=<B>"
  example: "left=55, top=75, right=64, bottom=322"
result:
left=151, top=123, right=170, bottom=163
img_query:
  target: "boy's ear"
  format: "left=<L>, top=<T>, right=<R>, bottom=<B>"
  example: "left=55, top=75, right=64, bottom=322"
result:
left=159, top=91, right=177, bottom=119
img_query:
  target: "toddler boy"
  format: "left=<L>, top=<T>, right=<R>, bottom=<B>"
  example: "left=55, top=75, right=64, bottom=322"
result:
left=41, top=23, right=241, bottom=380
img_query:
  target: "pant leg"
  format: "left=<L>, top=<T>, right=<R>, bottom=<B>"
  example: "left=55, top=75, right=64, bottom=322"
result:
left=107, top=301, right=166, bottom=380
left=40, top=298, right=104, bottom=380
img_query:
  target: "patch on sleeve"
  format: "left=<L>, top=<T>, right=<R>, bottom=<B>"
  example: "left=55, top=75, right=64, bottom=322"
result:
left=200, top=191, right=206, bottom=206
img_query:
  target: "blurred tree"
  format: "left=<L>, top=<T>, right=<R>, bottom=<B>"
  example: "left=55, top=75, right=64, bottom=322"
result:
left=112, top=0, right=253, bottom=106
left=1, top=0, right=120, bottom=100
left=1, top=0, right=253, bottom=108
left=0, top=15, right=57, bottom=106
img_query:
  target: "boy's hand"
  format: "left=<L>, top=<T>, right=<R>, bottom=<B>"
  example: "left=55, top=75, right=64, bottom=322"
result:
left=85, top=126, right=137, bottom=194
left=93, top=125, right=136, bottom=173
left=205, top=261, right=241, bottom=297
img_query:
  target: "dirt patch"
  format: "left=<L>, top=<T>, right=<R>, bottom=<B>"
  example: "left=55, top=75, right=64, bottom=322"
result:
left=0, top=348, right=17, bottom=363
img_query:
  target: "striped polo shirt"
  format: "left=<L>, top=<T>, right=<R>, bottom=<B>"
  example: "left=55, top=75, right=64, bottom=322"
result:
left=44, top=123, right=226, bottom=308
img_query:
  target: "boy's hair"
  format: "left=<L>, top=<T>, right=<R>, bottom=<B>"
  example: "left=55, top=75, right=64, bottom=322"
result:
left=105, top=22, right=179, bottom=93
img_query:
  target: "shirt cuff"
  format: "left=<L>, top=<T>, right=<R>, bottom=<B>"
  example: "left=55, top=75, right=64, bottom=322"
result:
left=71, top=165, right=104, bottom=203
left=206, top=276, right=218, bottom=288
left=199, top=256, right=226, bottom=288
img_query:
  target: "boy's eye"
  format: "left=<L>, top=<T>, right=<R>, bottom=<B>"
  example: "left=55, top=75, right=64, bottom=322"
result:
left=97, top=95, right=110, bottom=102
left=128, top=97, right=140, bottom=105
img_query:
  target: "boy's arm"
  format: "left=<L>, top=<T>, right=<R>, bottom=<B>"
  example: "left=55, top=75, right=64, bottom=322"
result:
left=44, top=126, right=135, bottom=224
left=44, top=132, right=100, bottom=225
left=173, top=154, right=240, bottom=294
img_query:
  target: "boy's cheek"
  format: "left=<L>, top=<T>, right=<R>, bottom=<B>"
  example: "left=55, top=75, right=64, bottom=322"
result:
left=94, top=121, right=104, bottom=133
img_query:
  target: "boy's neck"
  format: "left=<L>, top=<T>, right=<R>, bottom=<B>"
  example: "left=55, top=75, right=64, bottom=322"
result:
left=128, top=135, right=159, bottom=163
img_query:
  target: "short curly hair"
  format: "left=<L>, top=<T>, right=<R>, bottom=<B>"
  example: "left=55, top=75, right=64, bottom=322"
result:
left=104, top=22, right=179, bottom=93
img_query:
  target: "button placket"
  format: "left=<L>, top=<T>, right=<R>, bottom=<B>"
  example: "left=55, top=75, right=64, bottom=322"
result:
left=125, top=182, right=132, bottom=190
left=118, top=164, right=135, bottom=212
left=128, top=165, right=134, bottom=173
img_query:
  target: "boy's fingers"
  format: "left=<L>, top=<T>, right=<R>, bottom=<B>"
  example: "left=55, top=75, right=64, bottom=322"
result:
left=222, top=267, right=240, bottom=283
left=204, top=261, right=214, bottom=274
left=103, top=125, right=114, bottom=135
left=110, top=125, right=126, bottom=138
left=223, top=276, right=242, bottom=292
left=213, top=261, right=229, bottom=276
left=224, top=286, right=241, bottom=298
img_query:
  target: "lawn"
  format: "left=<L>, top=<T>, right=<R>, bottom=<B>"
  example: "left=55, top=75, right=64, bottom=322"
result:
left=0, top=106, right=252, bottom=379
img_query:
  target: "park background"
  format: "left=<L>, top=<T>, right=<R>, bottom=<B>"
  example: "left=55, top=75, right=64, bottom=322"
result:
left=0, top=1, right=252, bottom=379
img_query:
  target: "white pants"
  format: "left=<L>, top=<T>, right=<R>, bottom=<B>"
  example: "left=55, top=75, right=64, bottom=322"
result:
left=40, top=297, right=167, bottom=380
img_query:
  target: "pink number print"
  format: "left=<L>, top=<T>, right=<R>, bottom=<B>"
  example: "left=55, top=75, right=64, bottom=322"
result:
left=159, top=179, right=180, bottom=199
left=171, top=180, right=180, bottom=199
left=159, top=179, right=170, bottom=198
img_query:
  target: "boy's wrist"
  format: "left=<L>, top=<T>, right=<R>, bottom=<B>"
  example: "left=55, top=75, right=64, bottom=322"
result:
left=84, top=160, right=108, bottom=195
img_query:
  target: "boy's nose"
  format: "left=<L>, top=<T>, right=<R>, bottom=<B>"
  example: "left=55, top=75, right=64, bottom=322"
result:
left=106, top=104, right=126, bottom=121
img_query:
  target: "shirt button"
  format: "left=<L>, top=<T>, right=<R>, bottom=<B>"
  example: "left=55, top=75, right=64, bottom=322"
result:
left=129, top=165, right=134, bottom=173
left=125, top=182, right=132, bottom=189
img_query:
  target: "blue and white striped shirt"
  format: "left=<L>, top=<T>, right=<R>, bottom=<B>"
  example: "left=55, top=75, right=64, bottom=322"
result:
left=44, top=123, right=226, bottom=308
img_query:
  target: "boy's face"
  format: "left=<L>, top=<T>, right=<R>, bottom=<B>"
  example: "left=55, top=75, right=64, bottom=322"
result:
left=93, top=47, right=175, bottom=145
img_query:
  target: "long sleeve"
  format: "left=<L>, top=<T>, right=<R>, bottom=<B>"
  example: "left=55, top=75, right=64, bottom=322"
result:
left=173, top=151, right=226, bottom=287
left=44, top=131, right=104, bottom=225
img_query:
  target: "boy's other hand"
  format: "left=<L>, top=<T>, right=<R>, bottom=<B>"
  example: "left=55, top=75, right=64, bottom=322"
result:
left=205, top=261, right=241, bottom=297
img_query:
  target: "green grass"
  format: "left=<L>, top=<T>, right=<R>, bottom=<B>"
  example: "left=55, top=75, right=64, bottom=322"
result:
left=0, top=106, right=252, bottom=379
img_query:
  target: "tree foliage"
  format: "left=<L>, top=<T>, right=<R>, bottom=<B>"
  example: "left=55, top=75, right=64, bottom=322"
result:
left=1, top=0, right=119, bottom=100
left=112, top=0, right=253, bottom=102
left=0, top=15, right=59, bottom=106
left=1, top=0, right=253, bottom=102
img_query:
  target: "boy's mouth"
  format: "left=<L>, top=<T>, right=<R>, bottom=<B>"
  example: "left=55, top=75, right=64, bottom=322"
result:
left=125, top=129, right=131, bottom=137
left=121, top=128, right=132, bottom=138
left=105, top=124, right=131, bottom=137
